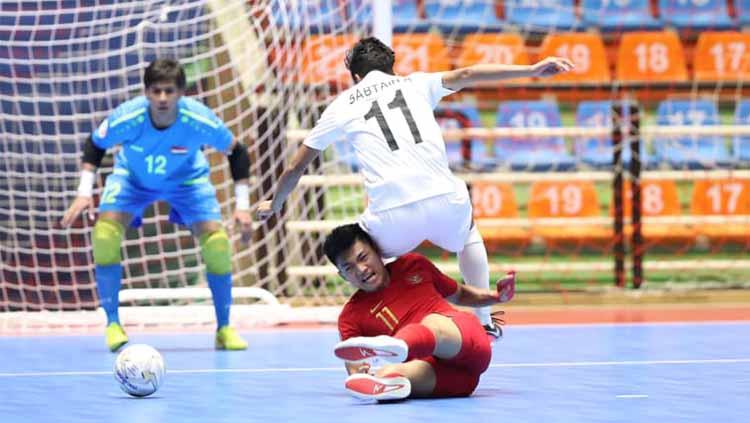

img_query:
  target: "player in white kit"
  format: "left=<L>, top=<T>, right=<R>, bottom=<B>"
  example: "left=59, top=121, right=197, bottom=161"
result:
left=256, top=37, right=573, bottom=338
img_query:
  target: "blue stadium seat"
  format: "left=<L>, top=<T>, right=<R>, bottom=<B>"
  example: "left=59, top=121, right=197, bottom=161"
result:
left=435, top=104, right=496, bottom=171
left=424, top=0, right=503, bottom=33
left=574, top=101, right=653, bottom=168
left=270, top=0, right=343, bottom=34
left=654, top=100, right=733, bottom=169
left=504, top=0, right=579, bottom=31
left=495, top=101, right=576, bottom=171
left=581, top=0, right=662, bottom=31
left=348, top=0, right=430, bottom=33
left=738, top=0, right=750, bottom=26
left=657, top=0, right=735, bottom=30
left=392, top=0, right=431, bottom=32
left=732, top=100, right=750, bottom=163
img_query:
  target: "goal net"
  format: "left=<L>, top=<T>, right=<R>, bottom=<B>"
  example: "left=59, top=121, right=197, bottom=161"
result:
left=0, top=0, right=369, bottom=330
left=2, top=0, right=749, bottom=332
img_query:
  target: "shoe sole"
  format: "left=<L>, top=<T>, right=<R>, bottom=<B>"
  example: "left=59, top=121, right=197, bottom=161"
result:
left=345, top=374, right=411, bottom=401
left=108, top=338, right=128, bottom=353
left=334, top=336, right=407, bottom=363
left=215, top=343, right=248, bottom=351
left=215, top=338, right=248, bottom=350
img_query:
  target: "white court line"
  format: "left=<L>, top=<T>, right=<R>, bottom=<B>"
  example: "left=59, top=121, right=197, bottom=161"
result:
left=617, top=394, right=649, bottom=399
left=2, top=358, right=750, bottom=378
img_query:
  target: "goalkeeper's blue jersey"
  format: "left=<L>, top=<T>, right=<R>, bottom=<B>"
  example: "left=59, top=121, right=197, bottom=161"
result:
left=92, top=96, right=233, bottom=190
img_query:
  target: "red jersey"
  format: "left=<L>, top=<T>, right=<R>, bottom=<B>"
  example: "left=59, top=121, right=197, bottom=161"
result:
left=338, top=253, right=460, bottom=341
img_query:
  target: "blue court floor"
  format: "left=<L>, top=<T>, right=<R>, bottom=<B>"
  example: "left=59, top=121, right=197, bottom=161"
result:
left=1, top=322, right=749, bottom=423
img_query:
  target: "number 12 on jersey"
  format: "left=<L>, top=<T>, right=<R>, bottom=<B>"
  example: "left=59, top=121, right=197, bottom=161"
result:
left=145, top=154, right=167, bottom=174
left=364, top=89, right=423, bottom=151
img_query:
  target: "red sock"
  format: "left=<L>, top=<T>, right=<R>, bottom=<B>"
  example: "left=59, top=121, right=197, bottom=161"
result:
left=395, top=323, right=436, bottom=360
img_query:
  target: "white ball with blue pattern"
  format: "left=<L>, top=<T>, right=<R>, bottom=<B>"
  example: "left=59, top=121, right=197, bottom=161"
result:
left=114, top=344, right=166, bottom=397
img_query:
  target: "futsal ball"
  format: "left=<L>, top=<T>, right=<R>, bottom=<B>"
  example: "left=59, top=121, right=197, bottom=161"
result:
left=114, top=344, right=166, bottom=397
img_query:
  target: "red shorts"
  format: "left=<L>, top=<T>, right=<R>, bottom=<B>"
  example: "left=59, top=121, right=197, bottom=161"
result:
left=421, top=311, right=492, bottom=397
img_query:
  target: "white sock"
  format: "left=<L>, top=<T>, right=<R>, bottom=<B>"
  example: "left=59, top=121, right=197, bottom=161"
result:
left=458, top=225, right=491, bottom=325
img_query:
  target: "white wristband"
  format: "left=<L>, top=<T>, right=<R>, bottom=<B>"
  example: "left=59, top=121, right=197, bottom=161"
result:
left=77, top=170, right=95, bottom=198
left=234, top=184, right=250, bottom=211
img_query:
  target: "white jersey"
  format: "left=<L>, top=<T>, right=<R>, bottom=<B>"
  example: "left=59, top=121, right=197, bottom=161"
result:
left=304, top=70, right=459, bottom=212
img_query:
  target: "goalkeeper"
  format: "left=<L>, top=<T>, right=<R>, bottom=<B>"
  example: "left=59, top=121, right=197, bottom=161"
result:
left=60, top=59, right=251, bottom=352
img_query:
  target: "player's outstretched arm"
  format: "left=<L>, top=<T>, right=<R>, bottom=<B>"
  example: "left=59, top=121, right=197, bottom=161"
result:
left=446, top=271, right=516, bottom=307
left=256, top=144, right=321, bottom=221
left=60, top=135, right=106, bottom=227
left=442, top=57, right=574, bottom=91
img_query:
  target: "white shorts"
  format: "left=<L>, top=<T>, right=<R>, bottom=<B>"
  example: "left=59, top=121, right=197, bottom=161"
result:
left=358, top=183, right=473, bottom=258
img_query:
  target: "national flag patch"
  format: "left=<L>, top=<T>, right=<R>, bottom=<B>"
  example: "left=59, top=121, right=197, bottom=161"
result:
left=170, top=146, right=188, bottom=154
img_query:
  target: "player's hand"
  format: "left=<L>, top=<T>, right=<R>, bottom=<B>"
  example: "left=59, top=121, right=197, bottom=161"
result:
left=493, top=270, right=516, bottom=303
left=60, top=196, right=95, bottom=227
left=233, top=209, right=253, bottom=243
left=353, top=362, right=371, bottom=374
left=345, top=360, right=372, bottom=375
left=255, top=200, right=279, bottom=222
left=531, top=57, right=574, bottom=78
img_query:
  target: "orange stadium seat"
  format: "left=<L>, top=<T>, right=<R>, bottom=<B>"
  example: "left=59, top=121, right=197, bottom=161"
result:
left=693, top=32, right=750, bottom=82
left=300, top=34, right=358, bottom=85
left=616, top=31, right=688, bottom=83
left=392, top=33, right=451, bottom=75
left=615, top=180, right=696, bottom=244
left=537, top=32, right=610, bottom=83
left=690, top=178, right=750, bottom=243
left=471, top=182, right=532, bottom=246
left=527, top=180, right=612, bottom=245
left=457, top=33, right=530, bottom=84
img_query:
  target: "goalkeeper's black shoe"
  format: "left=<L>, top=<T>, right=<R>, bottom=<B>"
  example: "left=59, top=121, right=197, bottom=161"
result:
left=484, top=322, right=503, bottom=340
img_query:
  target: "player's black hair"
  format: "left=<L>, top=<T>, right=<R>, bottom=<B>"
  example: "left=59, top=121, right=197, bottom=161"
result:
left=323, top=224, right=381, bottom=266
left=345, top=37, right=395, bottom=81
left=143, top=58, right=186, bottom=90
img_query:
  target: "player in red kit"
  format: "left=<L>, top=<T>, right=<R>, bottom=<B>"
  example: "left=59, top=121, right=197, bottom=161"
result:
left=323, top=224, right=516, bottom=402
